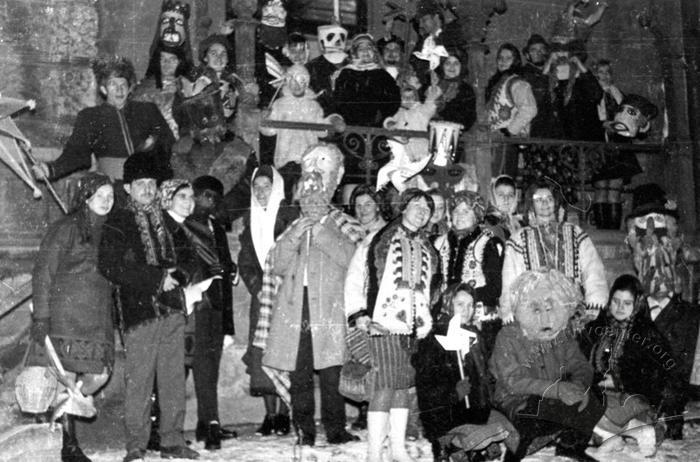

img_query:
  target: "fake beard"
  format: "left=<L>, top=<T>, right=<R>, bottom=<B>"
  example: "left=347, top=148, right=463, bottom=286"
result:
left=627, top=213, right=681, bottom=298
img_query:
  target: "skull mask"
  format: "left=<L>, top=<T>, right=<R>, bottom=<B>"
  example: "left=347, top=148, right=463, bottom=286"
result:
left=318, top=24, right=348, bottom=64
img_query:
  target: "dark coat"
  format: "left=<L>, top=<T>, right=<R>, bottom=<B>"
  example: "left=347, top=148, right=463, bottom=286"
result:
left=521, top=62, right=555, bottom=138
left=552, top=71, right=604, bottom=142
left=31, top=212, right=114, bottom=374
left=413, top=320, right=495, bottom=443
left=653, top=297, right=700, bottom=382
left=98, top=207, right=179, bottom=331
left=490, top=324, right=594, bottom=420
left=48, top=100, right=174, bottom=180
left=333, top=67, right=400, bottom=127
left=579, top=310, right=688, bottom=417
left=436, top=79, right=477, bottom=133
left=185, top=213, right=238, bottom=335
left=307, top=55, right=346, bottom=117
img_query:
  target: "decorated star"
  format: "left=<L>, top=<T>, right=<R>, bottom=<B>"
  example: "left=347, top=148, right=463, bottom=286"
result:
left=434, top=315, right=478, bottom=353
left=412, top=35, right=449, bottom=70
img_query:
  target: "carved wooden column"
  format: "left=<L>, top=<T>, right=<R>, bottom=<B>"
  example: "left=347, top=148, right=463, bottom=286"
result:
left=229, top=0, right=260, bottom=155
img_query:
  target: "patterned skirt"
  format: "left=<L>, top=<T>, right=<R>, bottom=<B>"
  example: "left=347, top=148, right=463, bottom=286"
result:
left=368, top=335, right=415, bottom=390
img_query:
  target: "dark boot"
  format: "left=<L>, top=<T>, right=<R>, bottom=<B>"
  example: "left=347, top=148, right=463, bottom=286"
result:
left=351, top=402, right=368, bottom=430
left=608, top=202, right=622, bottom=231
left=591, top=203, right=605, bottom=229
left=255, top=414, right=275, bottom=436
left=61, top=415, right=91, bottom=462
left=274, top=413, right=290, bottom=436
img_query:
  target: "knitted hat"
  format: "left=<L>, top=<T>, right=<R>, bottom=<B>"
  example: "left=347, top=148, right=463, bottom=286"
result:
left=159, top=178, right=191, bottom=210
left=627, top=183, right=679, bottom=220
left=74, top=173, right=112, bottom=210
left=123, top=152, right=162, bottom=184
left=192, top=175, right=224, bottom=196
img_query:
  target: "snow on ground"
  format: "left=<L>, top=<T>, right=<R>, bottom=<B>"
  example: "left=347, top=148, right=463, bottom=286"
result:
left=83, top=420, right=700, bottom=462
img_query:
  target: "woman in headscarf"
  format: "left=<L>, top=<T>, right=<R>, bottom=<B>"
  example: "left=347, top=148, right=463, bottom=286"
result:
left=580, top=274, right=687, bottom=457
left=238, top=165, right=298, bottom=436
left=30, top=173, right=115, bottom=462
left=345, top=188, right=437, bottom=462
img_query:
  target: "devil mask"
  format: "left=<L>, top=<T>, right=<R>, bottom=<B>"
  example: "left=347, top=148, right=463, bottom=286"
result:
left=159, top=0, right=190, bottom=48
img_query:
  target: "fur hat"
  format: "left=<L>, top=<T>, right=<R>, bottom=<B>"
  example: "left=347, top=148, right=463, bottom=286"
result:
left=416, top=0, right=442, bottom=18
left=192, top=175, right=224, bottom=196
left=123, top=152, right=162, bottom=184
left=523, top=34, right=548, bottom=55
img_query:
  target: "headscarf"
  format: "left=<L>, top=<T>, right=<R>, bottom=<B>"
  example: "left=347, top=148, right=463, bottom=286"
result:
left=449, top=190, right=486, bottom=224
left=159, top=178, right=191, bottom=211
left=74, top=173, right=112, bottom=244
left=250, top=166, right=285, bottom=268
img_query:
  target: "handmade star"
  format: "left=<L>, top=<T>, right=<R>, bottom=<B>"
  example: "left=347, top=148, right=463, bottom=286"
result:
left=434, top=315, right=478, bottom=353
left=412, top=35, right=449, bottom=70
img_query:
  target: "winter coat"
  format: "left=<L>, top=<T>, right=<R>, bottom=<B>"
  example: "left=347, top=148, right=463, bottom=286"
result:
left=489, top=324, right=593, bottom=420
left=520, top=62, right=554, bottom=138
left=238, top=203, right=299, bottom=343
left=413, top=320, right=495, bottom=442
left=308, top=54, right=346, bottom=116
left=552, top=71, right=604, bottom=142
left=653, top=296, right=700, bottom=382
left=436, top=79, right=477, bottom=132
left=334, top=67, right=400, bottom=127
left=263, top=214, right=358, bottom=371
left=486, top=73, right=538, bottom=137
left=99, top=207, right=180, bottom=332
left=184, top=213, right=237, bottom=335
left=47, top=101, right=174, bottom=181
left=31, top=211, right=114, bottom=374
left=579, top=310, right=687, bottom=417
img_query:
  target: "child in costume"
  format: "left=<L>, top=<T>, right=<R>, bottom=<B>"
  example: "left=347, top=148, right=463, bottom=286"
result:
left=260, top=64, right=344, bottom=170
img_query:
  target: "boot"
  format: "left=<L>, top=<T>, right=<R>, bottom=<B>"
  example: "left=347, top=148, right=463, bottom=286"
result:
left=61, top=415, right=91, bottom=462
left=389, top=408, right=416, bottom=462
left=352, top=402, right=368, bottom=430
left=367, top=411, right=389, bottom=462
left=608, top=202, right=622, bottom=231
left=591, top=203, right=606, bottom=229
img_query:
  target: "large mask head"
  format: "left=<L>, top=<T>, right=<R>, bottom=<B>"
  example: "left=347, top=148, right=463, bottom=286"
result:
left=174, top=86, right=226, bottom=143
left=606, top=94, right=658, bottom=138
left=508, top=270, right=582, bottom=341
left=625, top=184, right=681, bottom=298
left=159, top=0, right=190, bottom=48
left=317, top=24, right=348, bottom=64
left=300, top=144, right=345, bottom=201
left=296, top=171, right=329, bottom=221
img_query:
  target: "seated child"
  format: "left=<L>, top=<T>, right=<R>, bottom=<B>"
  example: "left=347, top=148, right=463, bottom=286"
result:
left=490, top=269, right=605, bottom=462
left=413, top=283, right=509, bottom=461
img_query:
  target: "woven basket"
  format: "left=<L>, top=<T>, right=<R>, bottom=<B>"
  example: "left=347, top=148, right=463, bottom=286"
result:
left=15, top=366, right=58, bottom=414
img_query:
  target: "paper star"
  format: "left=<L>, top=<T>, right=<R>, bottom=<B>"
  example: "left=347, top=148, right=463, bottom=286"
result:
left=434, top=315, right=478, bottom=353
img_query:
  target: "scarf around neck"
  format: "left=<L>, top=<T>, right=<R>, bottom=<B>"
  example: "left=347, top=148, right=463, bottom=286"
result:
left=126, top=198, right=174, bottom=266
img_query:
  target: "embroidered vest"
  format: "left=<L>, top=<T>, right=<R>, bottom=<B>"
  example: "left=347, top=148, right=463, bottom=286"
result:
left=486, top=74, right=518, bottom=131
left=460, top=229, right=494, bottom=289
left=521, top=223, right=582, bottom=282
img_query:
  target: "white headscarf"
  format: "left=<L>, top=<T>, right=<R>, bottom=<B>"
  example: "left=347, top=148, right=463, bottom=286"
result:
left=250, top=166, right=285, bottom=268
